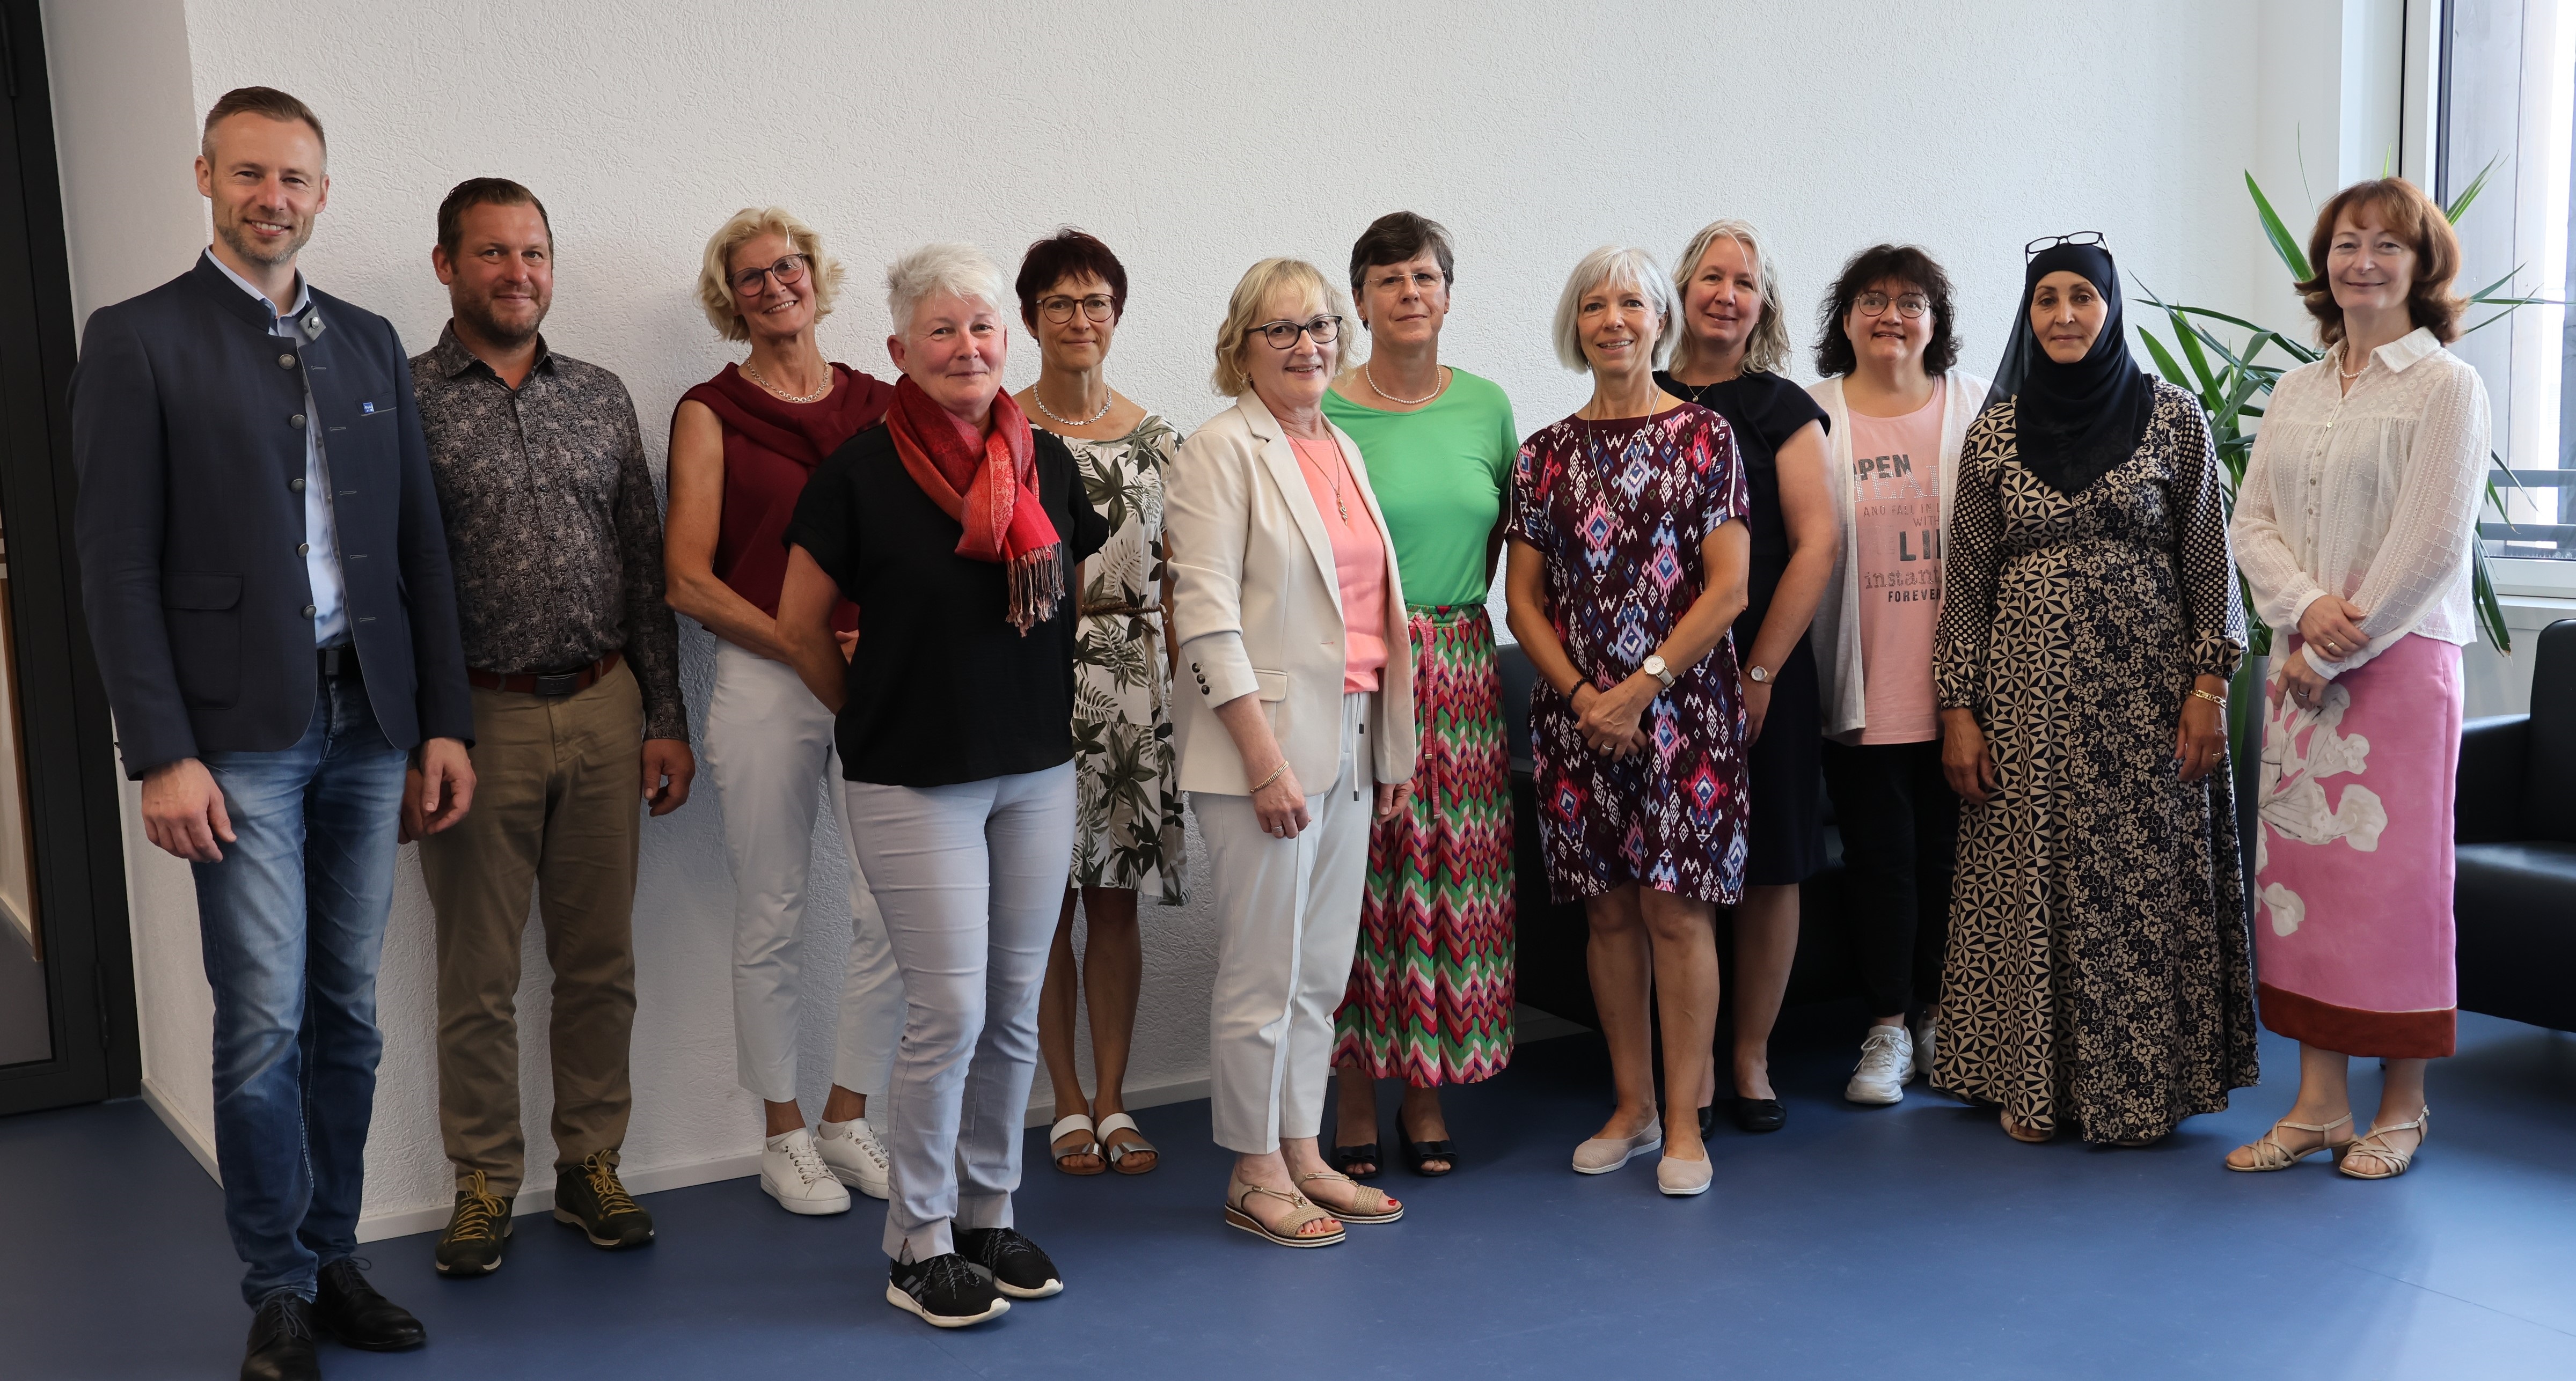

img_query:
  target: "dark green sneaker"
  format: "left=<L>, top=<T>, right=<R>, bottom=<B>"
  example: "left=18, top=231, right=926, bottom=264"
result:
left=554, top=1150, right=654, bottom=1249
left=433, top=1171, right=513, bottom=1276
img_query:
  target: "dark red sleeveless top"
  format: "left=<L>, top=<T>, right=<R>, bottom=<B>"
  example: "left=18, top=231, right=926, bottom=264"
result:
left=678, top=362, right=894, bottom=631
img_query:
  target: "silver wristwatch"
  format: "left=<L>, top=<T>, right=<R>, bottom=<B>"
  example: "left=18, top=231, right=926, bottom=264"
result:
left=1642, top=655, right=1677, bottom=690
left=1746, top=663, right=1773, bottom=685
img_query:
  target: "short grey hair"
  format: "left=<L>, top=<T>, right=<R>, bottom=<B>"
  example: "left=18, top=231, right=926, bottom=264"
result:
left=1671, top=218, right=1792, bottom=375
left=886, top=242, right=1009, bottom=339
left=1552, top=245, right=1676, bottom=372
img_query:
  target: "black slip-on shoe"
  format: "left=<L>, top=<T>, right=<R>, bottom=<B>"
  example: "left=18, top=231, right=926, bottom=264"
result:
left=1733, top=1097, right=1787, bottom=1134
left=312, top=1258, right=426, bottom=1351
left=433, top=1171, right=513, bottom=1276
left=240, top=1293, right=319, bottom=1381
left=887, top=1253, right=1009, bottom=1327
left=555, top=1150, right=655, bottom=1250
left=956, top=1226, right=1064, bottom=1299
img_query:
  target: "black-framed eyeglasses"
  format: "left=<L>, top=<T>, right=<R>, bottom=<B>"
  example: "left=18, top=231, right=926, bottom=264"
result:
left=1856, top=291, right=1932, bottom=319
left=2024, top=231, right=2106, bottom=258
left=1253, top=315, right=1342, bottom=349
left=1039, top=293, right=1116, bottom=324
left=731, top=253, right=810, bottom=297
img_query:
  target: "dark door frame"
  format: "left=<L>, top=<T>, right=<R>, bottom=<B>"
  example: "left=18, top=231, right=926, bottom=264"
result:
left=0, top=0, right=142, bottom=1114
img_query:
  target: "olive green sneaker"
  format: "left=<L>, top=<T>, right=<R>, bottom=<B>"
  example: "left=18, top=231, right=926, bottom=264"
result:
left=433, top=1171, right=513, bottom=1276
left=553, top=1150, right=654, bottom=1250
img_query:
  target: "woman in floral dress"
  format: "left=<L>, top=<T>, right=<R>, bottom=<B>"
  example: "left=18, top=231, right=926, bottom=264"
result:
left=1505, top=246, right=1752, bottom=1199
left=1012, top=231, right=1187, bottom=1176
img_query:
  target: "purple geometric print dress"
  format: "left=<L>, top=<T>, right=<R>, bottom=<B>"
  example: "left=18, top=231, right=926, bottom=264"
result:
left=1511, top=404, right=1753, bottom=906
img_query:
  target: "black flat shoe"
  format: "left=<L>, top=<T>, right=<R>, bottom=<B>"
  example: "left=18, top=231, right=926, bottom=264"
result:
left=1697, top=1105, right=1716, bottom=1139
left=1733, top=1097, right=1787, bottom=1134
left=240, top=1294, right=318, bottom=1381
left=312, top=1257, right=426, bottom=1351
left=1401, top=1138, right=1458, bottom=1177
left=1331, top=1142, right=1382, bottom=1181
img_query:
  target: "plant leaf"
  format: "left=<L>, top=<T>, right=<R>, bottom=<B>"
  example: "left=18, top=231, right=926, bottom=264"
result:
left=2246, top=172, right=2313, bottom=280
left=2446, top=157, right=2497, bottom=225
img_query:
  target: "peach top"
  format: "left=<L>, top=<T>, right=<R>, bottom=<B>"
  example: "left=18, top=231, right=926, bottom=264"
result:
left=1289, top=434, right=1388, bottom=692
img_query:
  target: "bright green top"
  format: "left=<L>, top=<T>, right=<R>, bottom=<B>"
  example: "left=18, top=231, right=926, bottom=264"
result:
left=1323, top=368, right=1519, bottom=609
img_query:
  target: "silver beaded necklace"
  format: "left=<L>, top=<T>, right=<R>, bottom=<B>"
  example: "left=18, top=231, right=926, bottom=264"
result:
left=1031, top=383, right=1114, bottom=427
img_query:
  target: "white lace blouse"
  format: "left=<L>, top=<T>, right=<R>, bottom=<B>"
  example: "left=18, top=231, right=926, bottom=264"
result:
left=2229, top=327, right=2490, bottom=680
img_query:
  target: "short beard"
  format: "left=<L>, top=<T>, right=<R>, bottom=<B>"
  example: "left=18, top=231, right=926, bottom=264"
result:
left=457, top=296, right=545, bottom=351
left=216, top=215, right=312, bottom=269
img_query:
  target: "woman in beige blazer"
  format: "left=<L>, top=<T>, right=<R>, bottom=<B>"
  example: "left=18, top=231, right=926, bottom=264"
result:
left=1167, top=258, right=1415, bottom=1247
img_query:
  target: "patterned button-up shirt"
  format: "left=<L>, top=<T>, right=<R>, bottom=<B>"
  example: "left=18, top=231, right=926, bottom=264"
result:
left=409, top=325, right=686, bottom=740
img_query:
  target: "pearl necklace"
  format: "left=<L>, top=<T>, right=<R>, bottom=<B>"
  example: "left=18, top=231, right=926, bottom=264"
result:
left=743, top=358, right=831, bottom=403
left=1031, top=382, right=1113, bottom=427
left=2337, top=344, right=2370, bottom=381
left=1365, top=361, right=1445, bottom=406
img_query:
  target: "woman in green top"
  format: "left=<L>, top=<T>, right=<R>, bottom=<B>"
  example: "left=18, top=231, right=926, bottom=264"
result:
left=1323, top=212, right=1519, bottom=1179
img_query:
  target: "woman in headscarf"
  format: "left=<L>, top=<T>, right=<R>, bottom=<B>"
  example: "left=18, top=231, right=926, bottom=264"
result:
left=1930, top=234, right=2258, bottom=1146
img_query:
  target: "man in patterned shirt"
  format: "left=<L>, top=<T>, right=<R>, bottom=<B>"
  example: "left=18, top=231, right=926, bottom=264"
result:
left=405, top=177, right=693, bottom=1276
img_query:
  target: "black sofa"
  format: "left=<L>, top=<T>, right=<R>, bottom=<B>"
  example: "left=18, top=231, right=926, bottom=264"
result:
left=2454, top=618, right=2576, bottom=1034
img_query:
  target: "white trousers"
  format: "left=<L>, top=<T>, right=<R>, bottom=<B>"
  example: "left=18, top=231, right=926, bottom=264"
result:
left=702, top=640, right=904, bottom=1106
left=841, top=761, right=1075, bottom=1261
left=1199, top=692, right=1375, bottom=1155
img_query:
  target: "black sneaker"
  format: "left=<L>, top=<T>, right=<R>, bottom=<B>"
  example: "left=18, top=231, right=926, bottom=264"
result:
left=956, top=1226, right=1063, bottom=1298
left=887, top=1253, right=1009, bottom=1328
left=433, top=1171, right=513, bottom=1276
left=554, top=1151, right=655, bottom=1249
left=240, top=1292, right=318, bottom=1381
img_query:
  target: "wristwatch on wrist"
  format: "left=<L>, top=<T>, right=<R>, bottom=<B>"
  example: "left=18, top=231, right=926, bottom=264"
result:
left=1642, top=655, right=1677, bottom=690
left=1746, top=663, right=1773, bottom=685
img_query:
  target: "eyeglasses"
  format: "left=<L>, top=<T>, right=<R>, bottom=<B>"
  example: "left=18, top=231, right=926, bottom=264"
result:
left=1856, top=291, right=1932, bottom=319
left=731, top=253, right=810, bottom=298
left=1253, top=315, right=1342, bottom=349
left=1367, top=270, right=1445, bottom=293
left=1039, top=293, right=1116, bottom=324
left=2024, top=231, right=2106, bottom=258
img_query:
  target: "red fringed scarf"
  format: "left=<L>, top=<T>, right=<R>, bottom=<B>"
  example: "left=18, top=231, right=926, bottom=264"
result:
left=884, top=376, right=1064, bottom=634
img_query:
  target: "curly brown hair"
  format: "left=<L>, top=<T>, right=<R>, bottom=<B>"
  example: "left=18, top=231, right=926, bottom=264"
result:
left=2296, top=178, right=2464, bottom=346
left=1812, top=244, right=1959, bottom=378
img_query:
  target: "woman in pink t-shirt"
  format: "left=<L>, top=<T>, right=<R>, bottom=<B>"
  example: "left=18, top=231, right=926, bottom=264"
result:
left=1805, top=246, right=1989, bottom=1107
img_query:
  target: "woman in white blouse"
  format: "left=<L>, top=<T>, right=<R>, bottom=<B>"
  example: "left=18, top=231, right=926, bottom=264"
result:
left=2226, top=178, right=2491, bottom=1181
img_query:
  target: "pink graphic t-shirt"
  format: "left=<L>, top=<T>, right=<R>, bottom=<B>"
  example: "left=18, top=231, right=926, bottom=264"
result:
left=1848, top=379, right=1945, bottom=744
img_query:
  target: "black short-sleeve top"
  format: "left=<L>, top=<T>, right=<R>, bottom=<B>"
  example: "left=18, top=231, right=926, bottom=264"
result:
left=784, top=423, right=1109, bottom=787
left=1653, top=370, right=1827, bottom=606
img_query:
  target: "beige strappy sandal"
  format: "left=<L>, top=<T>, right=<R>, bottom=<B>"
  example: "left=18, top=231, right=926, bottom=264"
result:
left=2001, top=1111, right=2055, bottom=1144
left=1225, top=1180, right=1345, bottom=1248
left=1296, top=1170, right=1403, bottom=1224
left=2225, top=1113, right=2355, bottom=1172
left=2339, top=1107, right=2429, bottom=1180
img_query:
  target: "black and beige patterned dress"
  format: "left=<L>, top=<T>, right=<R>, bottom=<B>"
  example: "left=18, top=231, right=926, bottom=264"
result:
left=1065, top=416, right=1188, bottom=903
left=1930, top=381, right=2258, bottom=1143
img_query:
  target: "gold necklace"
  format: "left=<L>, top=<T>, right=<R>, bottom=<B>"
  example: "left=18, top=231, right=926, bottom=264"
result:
left=1293, top=435, right=1349, bottom=521
left=744, top=357, right=831, bottom=403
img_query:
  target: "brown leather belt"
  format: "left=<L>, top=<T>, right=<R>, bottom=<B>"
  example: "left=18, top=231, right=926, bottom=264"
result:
left=467, top=651, right=620, bottom=697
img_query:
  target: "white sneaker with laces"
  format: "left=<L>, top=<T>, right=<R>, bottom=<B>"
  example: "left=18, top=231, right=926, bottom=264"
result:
left=1913, top=1014, right=1938, bottom=1077
left=761, top=1127, right=852, bottom=1215
left=816, top=1116, right=891, bottom=1200
left=1845, top=1024, right=1916, bottom=1105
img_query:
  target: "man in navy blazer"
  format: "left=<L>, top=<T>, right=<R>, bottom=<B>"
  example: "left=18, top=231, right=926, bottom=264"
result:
left=70, top=87, right=474, bottom=1381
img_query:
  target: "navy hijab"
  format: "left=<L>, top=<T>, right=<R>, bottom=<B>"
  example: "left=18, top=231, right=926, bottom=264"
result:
left=1985, top=241, right=2156, bottom=496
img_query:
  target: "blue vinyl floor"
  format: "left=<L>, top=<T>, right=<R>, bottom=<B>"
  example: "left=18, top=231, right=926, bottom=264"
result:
left=5, top=1007, right=2573, bottom=1380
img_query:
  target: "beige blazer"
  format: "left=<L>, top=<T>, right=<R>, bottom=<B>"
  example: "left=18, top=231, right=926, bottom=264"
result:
left=1166, top=390, right=1416, bottom=794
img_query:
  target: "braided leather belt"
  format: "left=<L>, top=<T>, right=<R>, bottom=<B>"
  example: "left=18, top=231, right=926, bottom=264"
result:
left=467, top=650, right=621, bottom=697
left=1079, top=603, right=1160, bottom=619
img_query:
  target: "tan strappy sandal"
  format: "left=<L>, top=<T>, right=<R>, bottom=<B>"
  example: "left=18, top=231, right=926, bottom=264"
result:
left=2225, top=1113, right=2355, bottom=1172
left=2339, top=1107, right=2429, bottom=1180
left=2001, top=1111, right=2055, bottom=1144
left=1225, top=1180, right=1345, bottom=1248
left=1296, top=1170, right=1403, bottom=1224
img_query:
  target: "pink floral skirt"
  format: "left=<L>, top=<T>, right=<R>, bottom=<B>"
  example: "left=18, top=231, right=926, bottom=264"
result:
left=2252, top=633, right=2460, bottom=1058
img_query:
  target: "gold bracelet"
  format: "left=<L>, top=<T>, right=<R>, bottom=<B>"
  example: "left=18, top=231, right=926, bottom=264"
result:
left=1251, top=760, right=1288, bottom=791
left=2190, top=688, right=2228, bottom=707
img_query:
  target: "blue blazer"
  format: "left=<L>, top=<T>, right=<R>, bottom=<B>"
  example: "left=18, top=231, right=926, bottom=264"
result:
left=71, top=255, right=474, bottom=778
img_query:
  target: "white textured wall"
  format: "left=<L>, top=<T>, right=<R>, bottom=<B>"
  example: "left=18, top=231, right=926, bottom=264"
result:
left=48, top=0, right=2272, bottom=1235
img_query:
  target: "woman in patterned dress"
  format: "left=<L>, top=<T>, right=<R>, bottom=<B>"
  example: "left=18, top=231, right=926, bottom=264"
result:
left=1505, top=246, right=1752, bottom=1198
left=1933, top=237, right=2258, bottom=1146
left=1323, top=212, right=1519, bottom=1180
left=1012, top=231, right=1187, bottom=1177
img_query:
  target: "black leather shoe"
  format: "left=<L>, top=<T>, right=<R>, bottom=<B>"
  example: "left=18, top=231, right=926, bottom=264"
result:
left=1733, top=1097, right=1787, bottom=1134
left=240, top=1293, right=319, bottom=1381
left=313, top=1257, right=427, bottom=1351
left=1697, top=1105, right=1717, bottom=1139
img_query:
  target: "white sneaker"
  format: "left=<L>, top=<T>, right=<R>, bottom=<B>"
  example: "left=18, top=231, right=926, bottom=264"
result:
left=816, top=1116, right=891, bottom=1200
left=1845, top=1025, right=1916, bottom=1105
left=760, top=1128, right=852, bottom=1215
left=1913, top=1014, right=1938, bottom=1077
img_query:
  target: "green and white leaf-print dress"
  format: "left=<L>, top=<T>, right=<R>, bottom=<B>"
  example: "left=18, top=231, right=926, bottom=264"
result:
left=1065, top=416, right=1188, bottom=903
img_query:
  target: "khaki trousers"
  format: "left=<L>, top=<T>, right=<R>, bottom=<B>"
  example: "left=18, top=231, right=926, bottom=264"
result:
left=419, top=660, right=645, bottom=1196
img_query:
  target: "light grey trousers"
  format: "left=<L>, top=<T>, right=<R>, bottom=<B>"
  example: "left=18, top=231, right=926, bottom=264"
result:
left=1198, top=692, right=1375, bottom=1154
left=841, top=761, right=1076, bottom=1261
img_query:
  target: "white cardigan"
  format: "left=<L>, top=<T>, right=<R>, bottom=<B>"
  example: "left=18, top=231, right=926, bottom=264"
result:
left=1806, top=369, right=1991, bottom=743
left=1165, top=389, right=1416, bottom=795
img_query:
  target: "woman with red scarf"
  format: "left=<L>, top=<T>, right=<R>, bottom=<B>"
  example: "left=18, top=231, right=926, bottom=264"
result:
left=778, top=243, right=1105, bottom=1329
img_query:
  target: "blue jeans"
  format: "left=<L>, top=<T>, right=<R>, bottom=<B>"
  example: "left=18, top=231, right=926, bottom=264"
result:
left=193, top=671, right=406, bottom=1306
